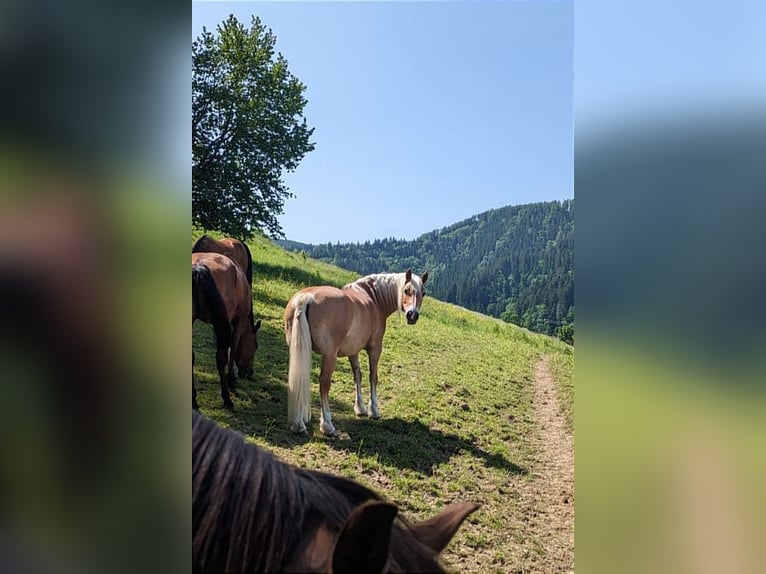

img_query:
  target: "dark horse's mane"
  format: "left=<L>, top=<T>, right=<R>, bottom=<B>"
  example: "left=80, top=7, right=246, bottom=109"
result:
left=192, top=412, right=443, bottom=573
left=192, top=234, right=253, bottom=286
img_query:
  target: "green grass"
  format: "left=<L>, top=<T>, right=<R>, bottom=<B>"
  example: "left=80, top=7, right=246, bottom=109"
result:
left=192, top=229, right=574, bottom=572
left=544, top=340, right=574, bottom=432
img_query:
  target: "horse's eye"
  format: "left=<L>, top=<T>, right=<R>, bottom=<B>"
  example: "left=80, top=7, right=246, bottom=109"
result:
left=405, top=287, right=412, bottom=295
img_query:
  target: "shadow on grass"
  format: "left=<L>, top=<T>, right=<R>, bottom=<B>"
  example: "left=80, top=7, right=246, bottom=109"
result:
left=202, top=372, right=525, bottom=476
left=195, top=320, right=356, bottom=445
left=251, top=288, right=290, bottom=313
left=329, top=416, right=526, bottom=477
left=195, top=322, right=523, bottom=478
left=250, top=261, right=350, bottom=309
left=252, top=261, right=346, bottom=290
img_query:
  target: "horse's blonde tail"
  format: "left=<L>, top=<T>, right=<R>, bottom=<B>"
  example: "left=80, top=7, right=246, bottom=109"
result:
left=287, top=293, right=313, bottom=430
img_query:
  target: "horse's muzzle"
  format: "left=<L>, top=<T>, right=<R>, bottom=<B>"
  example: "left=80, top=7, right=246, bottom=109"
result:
left=406, top=309, right=419, bottom=324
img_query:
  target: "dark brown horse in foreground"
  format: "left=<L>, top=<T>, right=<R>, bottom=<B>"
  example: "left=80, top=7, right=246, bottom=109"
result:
left=192, top=234, right=253, bottom=285
left=193, top=411, right=478, bottom=573
left=285, top=270, right=428, bottom=435
left=193, top=252, right=261, bottom=410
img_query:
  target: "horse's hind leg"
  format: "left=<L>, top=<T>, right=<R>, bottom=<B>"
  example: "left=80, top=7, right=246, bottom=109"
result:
left=367, top=345, right=382, bottom=419
left=350, top=354, right=367, bottom=417
left=319, top=354, right=338, bottom=436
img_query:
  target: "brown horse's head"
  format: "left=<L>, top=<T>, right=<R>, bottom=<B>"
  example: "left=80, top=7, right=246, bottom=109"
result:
left=193, top=412, right=480, bottom=573
left=235, top=318, right=261, bottom=379
left=290, top=499, right=479, bottom=573
left=401, top=269, right=429, bottom=325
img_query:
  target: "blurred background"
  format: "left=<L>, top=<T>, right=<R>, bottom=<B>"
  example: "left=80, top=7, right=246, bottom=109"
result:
left=0, top=0, right=188, bottom=572
left=0, top=0, right=763, bottom=573
left=576, top=1, right=765, bottom=573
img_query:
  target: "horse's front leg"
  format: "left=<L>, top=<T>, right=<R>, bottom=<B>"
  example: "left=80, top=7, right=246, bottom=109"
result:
left=319, top=354, right=338, bottom=436
left=367, top=346, right=382, bottom=419
left=227, top=319, right=243, bottom=390
left=216, top=336, right=233, bottom=410
left=350, top=354, right=367, bottom=417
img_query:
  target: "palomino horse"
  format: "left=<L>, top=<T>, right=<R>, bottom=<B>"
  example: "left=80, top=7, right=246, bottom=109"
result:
left=285, top=269, right=428, bottom=435
left=193, top=411, right=478, bottom=572
left=192, top=234, right=253, bottom=285
left=192, top=252, right=261, bottom=410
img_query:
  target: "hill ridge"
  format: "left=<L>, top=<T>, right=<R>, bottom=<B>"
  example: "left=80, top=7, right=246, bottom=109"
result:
left=278, top=199, right=574, bottom=340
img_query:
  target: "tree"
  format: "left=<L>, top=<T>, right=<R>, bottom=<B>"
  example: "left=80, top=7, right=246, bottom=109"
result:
left=193, top=15, right=315, bottom=238
left=556, top=323, right=574, bottom=345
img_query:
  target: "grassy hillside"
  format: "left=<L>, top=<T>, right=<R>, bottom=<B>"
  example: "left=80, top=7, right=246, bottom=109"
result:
left=192, top=230, right=574, bottom=573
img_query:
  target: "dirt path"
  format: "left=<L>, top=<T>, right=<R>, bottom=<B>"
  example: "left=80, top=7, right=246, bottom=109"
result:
left=525, top=356, right=575, bottom=573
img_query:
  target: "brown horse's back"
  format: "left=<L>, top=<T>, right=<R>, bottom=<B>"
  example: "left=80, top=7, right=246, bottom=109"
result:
left=192, top=235, right=252, bottom=285
left=192, top=252, right=251, bottom=322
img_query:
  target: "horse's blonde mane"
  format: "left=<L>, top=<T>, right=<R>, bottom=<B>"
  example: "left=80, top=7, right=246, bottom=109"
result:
left=345, top=272, right=407, bottom=316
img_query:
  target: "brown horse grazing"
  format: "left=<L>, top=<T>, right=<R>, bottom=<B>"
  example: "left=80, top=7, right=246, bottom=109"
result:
left=192, top=252, right=261, bottom=410
left=192, top=234, right=253, bottom=285
left=193, top=411, right=478, bottom=573
left=285, top=269, right=428, bottom=435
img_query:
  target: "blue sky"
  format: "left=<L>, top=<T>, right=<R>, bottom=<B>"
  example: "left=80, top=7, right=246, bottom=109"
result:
left=193, top=1, right=573, bottom=243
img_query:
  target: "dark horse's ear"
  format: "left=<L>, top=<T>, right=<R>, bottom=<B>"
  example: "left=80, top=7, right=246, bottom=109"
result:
left=332, top=501, right=398, bottom=574
left=421, top=271, right=429, bottom=284
left=410, top=502, right=479, bottom=554
left=254, top=319, right=262, bottom=332
left=405, top=269, right=412, bottom=283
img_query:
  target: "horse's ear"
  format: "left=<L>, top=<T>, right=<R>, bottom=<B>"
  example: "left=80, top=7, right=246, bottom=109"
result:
left=421, top=271, right=429, bottom=284
left=410, top=502, right=479, bottom=554
left=254, top=319, right=262, bottom=332
left=405, top=269, right=412, bottom=282
left=332, top=501, right=398, bottom=574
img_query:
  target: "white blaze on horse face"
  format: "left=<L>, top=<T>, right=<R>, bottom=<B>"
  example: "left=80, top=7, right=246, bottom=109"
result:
left=402, top=276, right=425, bottom=324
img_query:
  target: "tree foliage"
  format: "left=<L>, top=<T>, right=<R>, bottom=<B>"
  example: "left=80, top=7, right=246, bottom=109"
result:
left=281, top=200, right=574, bottom=340
left=193, top=15, right=315, bottom=239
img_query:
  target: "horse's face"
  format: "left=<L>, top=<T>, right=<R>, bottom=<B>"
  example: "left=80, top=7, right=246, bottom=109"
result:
left=235, top=319, right=261, bottom=378
left=288, top=500, right=478, bottom=573
left=401, top=270, right=429, bottom=325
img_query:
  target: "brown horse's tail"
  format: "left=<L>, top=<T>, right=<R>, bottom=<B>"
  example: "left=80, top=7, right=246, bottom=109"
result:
left=242, top=241, right=253, bottom=286
left=286, top=293, right=313, bottom=432
left=192, top=262, right=231, bottom=345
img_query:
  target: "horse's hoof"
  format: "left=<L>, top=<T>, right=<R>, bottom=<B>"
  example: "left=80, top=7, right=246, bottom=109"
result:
left=290, top=422, right=307, bottom=434
left=353, top=404, right=368, bottom=417
left=320, top=421, right=337, bottom=436
left=223, top=400, right=234, bottom=411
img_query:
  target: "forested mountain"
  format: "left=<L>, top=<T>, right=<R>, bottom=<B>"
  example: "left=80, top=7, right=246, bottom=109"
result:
left=279, top=200, right=573, bottom=341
